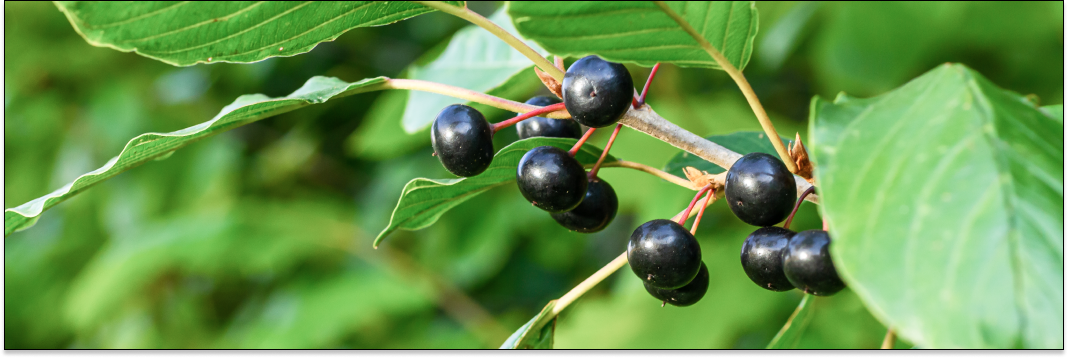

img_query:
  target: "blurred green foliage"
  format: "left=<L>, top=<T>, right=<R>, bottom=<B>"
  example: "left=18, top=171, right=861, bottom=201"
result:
left=4, top=1, right=1061, bottom=349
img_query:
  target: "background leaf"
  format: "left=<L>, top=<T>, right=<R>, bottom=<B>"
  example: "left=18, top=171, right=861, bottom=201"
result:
left=500, top=301, right=557, bottom=349
left=374, top=137, right=613, bottom=248
left=1041, top=104, right=1062, bottom=124
left=508, top=1, right=758, bottom=70
left=662, top=131, right=791, bottom=177
left=765, top=295, right=814, bottom=349
left=55, top=1, right=462, bottom=66
left=400, top=7, right=547, bottom=133
left=5, top=76, right=387, bottom=235
left=809, top=64, right=1063, bottom=348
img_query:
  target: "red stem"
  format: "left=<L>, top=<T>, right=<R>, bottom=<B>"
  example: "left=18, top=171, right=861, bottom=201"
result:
left=677, top=185, right=712, bottom=225
left=490, top=102, right=567, bottom=134
left=588, top=123, right=623, bottom=178
left=783, top=186, right=816, bottom=230
left=690, top=188, right=714, bottom=235
left=637, top=63, right=661, bottom=107
left=568, top=127, right=597, bottom=157
left=822, top=219, right=829, bottom=231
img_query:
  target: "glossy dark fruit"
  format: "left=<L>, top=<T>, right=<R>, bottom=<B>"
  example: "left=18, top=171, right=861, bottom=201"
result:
left=725, top=152, right=797, bottom=226
left=431, top=104, right=494, bottom=177
left=516, top=146, right=588, bottom=213
left=550, top=177, right=618, bottom=233
left=782, top=230, right=845, bottom=296
left=644, top=262, right=709, bottom=307
left=516, top=96, right=583, bottom=140
left=562, top=55, right=634, bottom=128
left=628, top=219, right=702, bottom=290
left=740, top=227, right=796, bottom=291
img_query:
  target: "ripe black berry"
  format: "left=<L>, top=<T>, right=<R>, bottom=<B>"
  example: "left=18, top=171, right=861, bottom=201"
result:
left=724, top=152, right=797, bottom=226
left=644, top=262, right=709, bottom=307
left=431, top=104, right=494, bottom=177
left=562, top=55, right=634, bottom=128
left=516, top=96, right=583, bottom=140
left=628, top=219, right=702, bottom=289
left=550, top=177, right=618, bottom=233
left=516, top=146, right=588, bottom=212
left=740, top=227, right=796, bottom=292
left=782, top=230, right=845, bottom=296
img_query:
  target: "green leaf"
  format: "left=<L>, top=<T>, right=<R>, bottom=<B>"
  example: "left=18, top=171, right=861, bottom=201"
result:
left=1041, top=104, right=1063, bottom=124
left=402, top=7, right=547, bottom=133
left=500, top=301, right=557, bottom=349
left=662, top=131, right=790, bottom=177
left=5, top=76, right=388, bottom=236
left=508, top=1, right=758, bottom=70
left=766, top=295, right=815, bottom=349
left=54, top=1, right=461, bottom=66
left=809, top=64, right=1063, bottom=348
left=374, top=137, right=612, bottom=248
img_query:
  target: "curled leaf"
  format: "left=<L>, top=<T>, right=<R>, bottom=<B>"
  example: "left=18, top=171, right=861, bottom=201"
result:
left=534, top=56, right=563, bottom=98
left=789, top=132, right=814, bottom=181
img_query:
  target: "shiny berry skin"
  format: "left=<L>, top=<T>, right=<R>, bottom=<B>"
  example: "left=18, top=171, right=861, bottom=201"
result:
left=644, top=262, right=709, bottom=307
left=550, top=177, right=618, bottom=233
left=782, top=230, right=845, bottom=296
left=628, top=219, right=702, bottom=289
left=740, top=227, right=796, bottom=292
left=431, top=104, right=494, bottom=177
left=516, top=96, right=583, bottom=140
left=516, top=146, right=588, bottom=213
left=725, top=152, right=797, bottom=226
left=562, top=55, right=634, bottom=128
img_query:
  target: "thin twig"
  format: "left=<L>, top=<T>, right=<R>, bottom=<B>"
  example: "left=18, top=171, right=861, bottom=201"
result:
left=569, top=128, right=597, bottom=157
left=551, top=252, right=629, bottom=316
left=678, top=185, right=712, bottom=225
left=592, top=160, right=698, bottom=190
left=881, top=328, right=897, bottom=349
left=652, top=2, right=796, bottom=174
left=690, top=188, right=714, bottom=235
left=491, top=102, right=567, bottom=133
left=379, top=79, right=570, bottom=118
left=588, top=124, right=623, bottom=178
left=413, top=1, right=565, bottom=81
left=783, top=185, right=816, bottom=230
left=637, top=63, right=661, bottom=107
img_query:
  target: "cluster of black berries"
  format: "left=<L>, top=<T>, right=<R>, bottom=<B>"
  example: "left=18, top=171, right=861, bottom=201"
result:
left=628, top=219, right=709, bottom=306
left=729, top=152, right=845, bottom=296
left=431, top=55, right=633, bottom=233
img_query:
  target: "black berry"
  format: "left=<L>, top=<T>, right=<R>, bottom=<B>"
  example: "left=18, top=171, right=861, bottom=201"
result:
left=644, top=262, right=709, bottom=307
left=562, top=55, right=634, bottom=128
left=782, top=230, right=845, bottom=296
left=516, top=146, right=588, bottom=212
left=431, top=104, right=494, bottom=177
left=550, top=177, right=618, bottom=233
left=516, top=96, right=583, bottom=140
left=740, top=227, right=796, bottom=291
left=725, top=152, right=797, bottom=226
left=628, top=219, right=702, bottom=289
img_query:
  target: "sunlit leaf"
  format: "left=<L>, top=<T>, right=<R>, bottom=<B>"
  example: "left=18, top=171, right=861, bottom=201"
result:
left=401, top=7, right=547, bottom=133
left=508, top=1, right=758, bottom=70
left=810, top=64, right=1063, bottom=348
left=1041, top=104, right=1062, bottom=124
left=5, top=76, right=388, bottom=235
left=374, top=137, right=613, bottom=248
left=55, top=1, right=462, bottom=66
